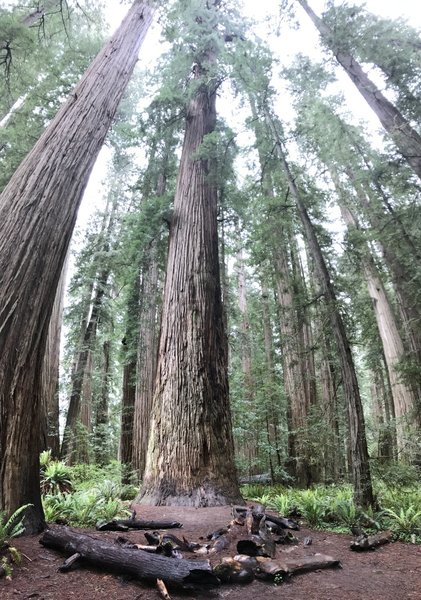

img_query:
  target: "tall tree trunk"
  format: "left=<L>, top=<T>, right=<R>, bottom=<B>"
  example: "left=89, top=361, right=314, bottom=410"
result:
left=236, top=240, right=258, bottom=475
left=346, top=167, right=421, bottom=404
left=268, top=120, right=374, bottom=506
left=132, top=240, right=160, bottom=479
left=0, top=0, right=155, bottom=533
left=61, top=264, right=109, bottom=462
left=137, top=59, right=242, bottom=506
left=273, top=235, right=312, bottom=487
left=338, top=201, right=417, bottom=454
left=94, top=340, right=111, bottom=465
left=41, top=258, right=67, bottom=459
left=261, top=283, right=282, bottom=474
left=297, top=0, right=421, bottom=180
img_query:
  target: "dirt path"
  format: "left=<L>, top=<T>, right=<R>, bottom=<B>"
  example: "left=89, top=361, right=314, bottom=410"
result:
left=2, top=505, right=420, bottom=600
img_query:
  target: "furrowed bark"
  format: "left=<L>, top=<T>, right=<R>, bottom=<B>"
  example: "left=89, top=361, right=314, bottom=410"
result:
left=0, top=0, right=155, bottom=533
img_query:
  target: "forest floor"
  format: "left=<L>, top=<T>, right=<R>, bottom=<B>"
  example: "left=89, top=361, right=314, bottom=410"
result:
left=2, top=504, right=420, bottom=600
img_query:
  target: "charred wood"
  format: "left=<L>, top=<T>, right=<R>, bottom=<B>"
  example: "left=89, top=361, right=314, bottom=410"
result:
left=40, top=528, right=219, bottom=588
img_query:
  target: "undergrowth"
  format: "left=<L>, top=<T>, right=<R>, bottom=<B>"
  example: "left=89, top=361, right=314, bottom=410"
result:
left=40, top=456, right=138, bottom=527
left=241, top=475, right=421, bottom=542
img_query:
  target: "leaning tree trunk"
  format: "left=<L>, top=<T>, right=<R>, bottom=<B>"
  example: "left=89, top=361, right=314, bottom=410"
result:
left=297, top=0, right=421, bottom=181
left=0, top=0, right=155, bottom=533
left=268, top=120, right=374, bottom=507
left=137, top=61, right=242, bottom=507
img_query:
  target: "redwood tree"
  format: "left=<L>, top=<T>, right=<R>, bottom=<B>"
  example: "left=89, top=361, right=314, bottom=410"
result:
left=0, top=0, right=155, bottom=533
left=297, top=0, right=421, bottom=181
left=137, top=0, right=242, bottom=507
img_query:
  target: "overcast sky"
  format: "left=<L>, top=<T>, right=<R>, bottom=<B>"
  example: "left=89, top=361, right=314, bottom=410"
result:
left=77, top=0, right=421, bottom=228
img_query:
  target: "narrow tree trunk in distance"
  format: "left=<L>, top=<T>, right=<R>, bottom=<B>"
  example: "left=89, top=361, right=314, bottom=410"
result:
left=0, top=0, right=155, bottom=533
left=297, top=0, right=421, bottom=180
left=133, top=241, right=160, bottom=479
left=269, top=122, right=374, bottom=506
left=61, top=267, right=109, bottom=462
left=95, top=340, right=111, bottom=465
left=137, top=62, right=242, bottom=507
left=261, top=283, right=282, bottom=474
left=41, top=259, right=67, bottom=459
left=339, top=201, right=417, bottom=454
left=236, top=241, right=258, bottom=475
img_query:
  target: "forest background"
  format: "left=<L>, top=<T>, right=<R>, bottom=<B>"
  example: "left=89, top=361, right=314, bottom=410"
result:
left=0, top=0, right=420, bottom=542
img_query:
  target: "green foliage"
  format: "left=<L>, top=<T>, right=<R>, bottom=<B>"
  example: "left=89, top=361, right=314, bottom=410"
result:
left=40, top=461, right=73, bottom=495
left=42, top=491, right=129, bottom=527
left=0, top=504, right=32, bottom=550
left=41, top=461, right=137, bottom=526
left=0, top=504, right=32, bottom=578
left=296, top=489, right=327, bottom=528
left=382, top=506, right=421, bottom=540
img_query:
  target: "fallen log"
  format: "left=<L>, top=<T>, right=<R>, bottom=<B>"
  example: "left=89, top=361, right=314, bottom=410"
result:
left=350, top=530, right=392, bottom=551
left=232, top=506, right=299, bottom=531
left=40, top=528, right=219, bottom=589
left=96, top=518, right=182, bottom=531
left=232, top=553, right=340, bottom=580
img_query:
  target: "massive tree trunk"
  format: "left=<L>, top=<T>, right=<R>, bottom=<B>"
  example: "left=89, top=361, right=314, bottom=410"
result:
left=297, top=0, right=421, bottom=181
left=268, top=120, right=374, bottom=506
left=0, top=0, right=155, bottom=533
left=137, top=58, right=242, bottom=506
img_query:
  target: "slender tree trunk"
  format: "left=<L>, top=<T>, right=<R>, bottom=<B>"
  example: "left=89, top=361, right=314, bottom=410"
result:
left=338, top=201, right=417, bottom=454
left=41, top=259, right=67, bottom=459
left=61, top=265, right=109, bottom=462
left=0, top=0, right=155, bottom=533
left=236, top=240, right=258, bottom=475
left=95, top=340, right=111, bottom=465
left=137, top=59, right=242, bottom=506
left=132, top=241, right=160, bottom=479
left=261, top=283, right=282, bottom=473
left=268, top=121, right=374, bottom=506
left=297, top=0, right=421, bottom=180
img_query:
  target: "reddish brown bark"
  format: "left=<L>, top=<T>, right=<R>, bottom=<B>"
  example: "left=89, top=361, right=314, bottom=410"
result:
left=0, top=0, right=155, bottom=533
left=137, top=60, right=241, bottom=506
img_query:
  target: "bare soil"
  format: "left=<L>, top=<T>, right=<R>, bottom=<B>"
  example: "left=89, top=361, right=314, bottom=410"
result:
left=2, top=505, right=420, bottom=600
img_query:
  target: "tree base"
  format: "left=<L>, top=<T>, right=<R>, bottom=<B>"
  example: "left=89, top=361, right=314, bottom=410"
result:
left=136, top=480, right=244, bottom=508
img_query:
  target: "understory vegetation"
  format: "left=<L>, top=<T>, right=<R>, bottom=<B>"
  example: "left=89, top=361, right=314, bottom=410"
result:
left=38, top=454, right=421, bottom=543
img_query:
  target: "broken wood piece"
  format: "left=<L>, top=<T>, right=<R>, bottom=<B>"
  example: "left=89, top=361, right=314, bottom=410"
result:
left=40, top=528, right=219, bottom=589
left=58, top=552, right=81, bottom=572
left=350, top=530, right=392, bottom=551
left=231, top=553, right=340, bottom=581
left=157, top=578, right=172, bottom=599
left=214, top=558, right=254, bottom=584
left=96, top=518, right=182, bottom=531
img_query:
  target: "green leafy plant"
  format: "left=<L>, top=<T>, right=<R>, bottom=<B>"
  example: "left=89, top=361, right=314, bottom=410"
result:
left=0, top=504, right=32, bottom=579
left=39, top=450, right=52, bottom=473
left=272, top=493, right=291, bottom=516
left=296, top=490, right=326, bottom=528
left=40, top=461, right=73, bottom=495
left=383, top=506, right=421, bottom=540
left=0, top=504, right=32, bottom=550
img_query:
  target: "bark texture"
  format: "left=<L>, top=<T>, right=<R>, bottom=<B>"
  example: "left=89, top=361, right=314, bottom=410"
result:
left=0, top=0, right=155, bottom=533
left=137, top=69, right=242, bottom=507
